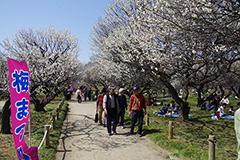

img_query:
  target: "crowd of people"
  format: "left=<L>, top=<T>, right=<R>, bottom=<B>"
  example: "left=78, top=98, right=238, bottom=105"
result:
left=96, top=85, right=146, bottom=137
left=201, top=95, right=235, bottom=118
left=65, top=85, right=240, bottom=159
left=64, top=86, right=100, bottom=103
left=154, top=101, right=181, bottom=117
left=64, top=84, right=147, bottom=137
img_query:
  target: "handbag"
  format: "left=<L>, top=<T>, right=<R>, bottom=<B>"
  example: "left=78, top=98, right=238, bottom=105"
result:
left=94, top=110, right=98, bottom=123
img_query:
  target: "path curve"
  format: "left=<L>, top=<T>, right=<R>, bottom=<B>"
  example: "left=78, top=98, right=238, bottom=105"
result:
left=55, top=99, right=180, bottom=160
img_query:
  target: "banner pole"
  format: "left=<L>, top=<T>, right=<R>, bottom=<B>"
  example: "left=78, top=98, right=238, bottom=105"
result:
left=29, top=119, right=31, bottom=147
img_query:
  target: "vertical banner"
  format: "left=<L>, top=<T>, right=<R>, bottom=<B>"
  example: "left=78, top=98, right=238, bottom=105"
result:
left=8, top=58, right=38, bottom=160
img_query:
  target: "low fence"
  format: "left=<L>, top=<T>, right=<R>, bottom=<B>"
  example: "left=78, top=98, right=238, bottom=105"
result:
left=145, top=114, right=237, bottom=160
left=38, top=97, right=65, bottom=150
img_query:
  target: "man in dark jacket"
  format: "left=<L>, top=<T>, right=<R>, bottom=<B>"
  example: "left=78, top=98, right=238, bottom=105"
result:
left=103, top=85, right=119, bottom=136
left=117, top=88, right=127, bottom=128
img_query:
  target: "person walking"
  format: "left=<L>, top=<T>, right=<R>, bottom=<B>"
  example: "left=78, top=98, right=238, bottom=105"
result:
left=76, top=87, right=82, bottom=103
left=88, top=88, right=92, bottom=101
left=117, top=88, right=127, bottom=128
left=129, top=87, right=147, bottom=137
left=235, top=102, right=240, bottom=160
left=103, top=85, right=119, bottom=136
left=96, top=88, right=107, bottom=126
left=83, top=86, right=88, bottom=101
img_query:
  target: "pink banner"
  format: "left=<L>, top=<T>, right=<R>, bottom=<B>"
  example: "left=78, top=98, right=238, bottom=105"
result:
left=8, top=58, right=38, bottom=160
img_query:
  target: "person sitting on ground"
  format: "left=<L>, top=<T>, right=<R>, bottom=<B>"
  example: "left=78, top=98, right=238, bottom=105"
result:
left=201, top=98, right=211, bottom=111
left=228, top=106, right=235, bottom=115
left=152, top=97, right=157, bottom=106
left=147, top=98, right=153, bottom=106
left=158, top=104, right=170, bottom=115
left=168, top=101, right=177, bottom=112
left=173, top=106, right=181, bottom=115
left=217, top=103, right=227, bottom=117
left=208, top=98, right=219, bottom=111
left=220, top=96, right=230, bottom=105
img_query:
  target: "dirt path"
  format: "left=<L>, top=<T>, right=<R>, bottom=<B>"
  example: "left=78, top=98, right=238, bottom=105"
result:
left=55, top=99, right=180, bottom=160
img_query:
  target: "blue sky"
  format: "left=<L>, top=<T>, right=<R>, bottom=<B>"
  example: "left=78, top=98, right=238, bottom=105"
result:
left=0, top=0, right=114, bottom=63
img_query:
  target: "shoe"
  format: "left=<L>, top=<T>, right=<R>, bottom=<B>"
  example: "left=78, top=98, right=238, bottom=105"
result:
left=103, top=124, right=106, bottom=127
left=109, top=133, right=113, bottom=136
left=113, top=132, right=117, bottom=135
left=100, top=122, right=103, bottom=125
left=136, top=133, right=142, bottom=137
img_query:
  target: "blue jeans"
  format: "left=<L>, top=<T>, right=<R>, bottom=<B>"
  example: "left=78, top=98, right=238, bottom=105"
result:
left=106, top=110, right=117, bottom=134
left=117, top=109, right=125, bottom=126
left=208, top=105, right=218, bottom=111
left=131, top=110, right=144, bottom=134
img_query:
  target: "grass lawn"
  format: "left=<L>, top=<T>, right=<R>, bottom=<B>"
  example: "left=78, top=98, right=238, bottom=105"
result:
left=0, top=96, right=68, bottom=160
left=125, top=95, right=239, bottom=160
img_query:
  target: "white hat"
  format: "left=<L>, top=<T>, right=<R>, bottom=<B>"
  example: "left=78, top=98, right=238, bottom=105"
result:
left=119, top=88, right=124, bottom=93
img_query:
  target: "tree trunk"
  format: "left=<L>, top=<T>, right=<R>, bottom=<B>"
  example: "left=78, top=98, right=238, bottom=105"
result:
left=31, top=94, right=46, bottom=111
left=1, top=98, right=11, bottom=134
left=31, top=89, right=60, bottom=111
left=163, top=80, right=189, bottom=120
left=218, top=85, right=224, bottom=99
left=180, top=102, right=190, bottom=121
left=181, top=85, right=189, bottom=102
left=231, top=86, right=238, bottom=97
left=206, top=89, right=217, bottom=100
left=31, top=98, right=46, bottom=111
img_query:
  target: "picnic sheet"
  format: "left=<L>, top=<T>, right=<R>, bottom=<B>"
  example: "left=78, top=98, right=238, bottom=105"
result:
left=211, top=113, right=234, bottom=120
left=153, top=111, right=195, bottom=118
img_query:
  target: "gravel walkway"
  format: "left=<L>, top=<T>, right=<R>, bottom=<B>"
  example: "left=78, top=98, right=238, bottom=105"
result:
left=55, top=99, right=180, bottom=160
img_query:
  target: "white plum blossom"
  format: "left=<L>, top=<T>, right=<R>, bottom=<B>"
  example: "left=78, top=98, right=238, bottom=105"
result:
left=0, top=27, right=81, bottom=111
left=89, top=0, right=240, bottom=120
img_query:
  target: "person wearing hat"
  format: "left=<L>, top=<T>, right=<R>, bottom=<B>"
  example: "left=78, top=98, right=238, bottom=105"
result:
left=96, top=88, right=107, bottom=126
left=117, top=88, right=127, bottom=128
left=103, top=85, right=119, bottom=135
left=129, top=87, right=146, bottom=137
left=235, top=102, right=240, bottom=159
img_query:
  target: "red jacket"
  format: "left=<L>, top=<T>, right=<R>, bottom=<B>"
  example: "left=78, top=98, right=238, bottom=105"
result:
left=97, top=94, right=104, bottom=107
left=129, top=94, right=146, bottom=111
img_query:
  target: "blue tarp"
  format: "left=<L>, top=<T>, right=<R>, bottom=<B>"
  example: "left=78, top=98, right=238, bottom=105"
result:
left=153, top=111, right=195, bottom=118
left=211, top=113, right=234, bottom=120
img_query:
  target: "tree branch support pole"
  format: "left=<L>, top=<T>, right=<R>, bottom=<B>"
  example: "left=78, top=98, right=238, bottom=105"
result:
left=209, top=135, right=215, bottom=160
left=52, top=115, right=56, bottom=130
left=57, top=108, right=59, bottom=120
left=28, top=120, right=31, bottom=147
left=44, top=125, right=50, bottom=147
left=169, top=121, right=173, bottom=139
left=146, top=113, right=149, bottom=126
